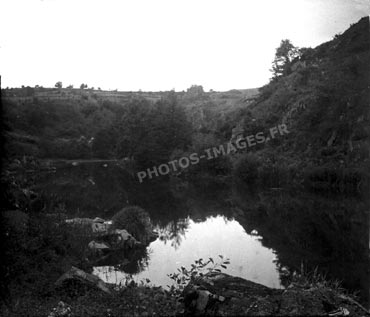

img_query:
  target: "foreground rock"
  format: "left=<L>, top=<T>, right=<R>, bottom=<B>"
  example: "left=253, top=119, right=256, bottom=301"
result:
left=55, top=266, right=112, bottom=295
left=183, top=273, right=370, bottom=316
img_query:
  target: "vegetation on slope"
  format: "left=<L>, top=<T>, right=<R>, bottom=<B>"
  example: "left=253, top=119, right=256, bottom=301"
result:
left=228, top=17, right=370, bottom=193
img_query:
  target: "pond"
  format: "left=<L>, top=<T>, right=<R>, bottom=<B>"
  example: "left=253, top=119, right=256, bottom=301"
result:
left=93, top=215, right=281, bottom=289
left=35, top=162, right=369, bottom=307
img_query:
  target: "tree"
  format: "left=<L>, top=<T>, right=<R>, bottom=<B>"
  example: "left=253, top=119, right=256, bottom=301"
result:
left=92, top=128, right=118, bottom=158
left=67, top=84, right=73, bottom=89
left=55, top=81, right=63, bottom=88
left=80, top=83, right=87, bottom=89
left=116, top=95, right=192, bottom=168
left=117, top=98, right=152, bottom=161
left=271, top=39, right=299, bottom=78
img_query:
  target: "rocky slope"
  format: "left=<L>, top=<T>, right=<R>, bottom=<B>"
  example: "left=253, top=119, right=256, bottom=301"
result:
left=249, top=16, right=369, bottom=168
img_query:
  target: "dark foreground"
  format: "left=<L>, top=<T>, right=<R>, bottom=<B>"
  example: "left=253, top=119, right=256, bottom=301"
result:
left=2, top=270, right=369, bottom=316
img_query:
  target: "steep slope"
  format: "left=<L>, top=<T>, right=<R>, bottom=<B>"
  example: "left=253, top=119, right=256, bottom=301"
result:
left=250, top=16, right=369, bottom=167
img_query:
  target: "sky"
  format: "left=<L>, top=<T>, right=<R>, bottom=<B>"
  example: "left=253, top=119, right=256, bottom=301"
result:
left=0, top=0, right=369, bottom=91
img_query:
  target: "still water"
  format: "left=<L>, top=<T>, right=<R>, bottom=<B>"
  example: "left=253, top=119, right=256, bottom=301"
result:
left=36, top=163, right=369, bottom=306
left=94, top=216, right=281, bottom=289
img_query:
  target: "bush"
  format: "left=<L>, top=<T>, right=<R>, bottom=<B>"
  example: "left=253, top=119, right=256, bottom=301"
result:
left=112, top=206, right=152, bottom=243
left=168, top=256, right=230, bottom=298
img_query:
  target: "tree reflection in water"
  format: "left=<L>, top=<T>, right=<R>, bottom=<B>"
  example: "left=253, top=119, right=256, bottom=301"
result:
left=231, top=184, right=369, bottom=307
left=33, top=164, right=369, bottom=306
left=93, top=247, right=151, bottom=275
left=93, top=247, right=153, bottom=285
left=156, top=218, right=190, bottom=250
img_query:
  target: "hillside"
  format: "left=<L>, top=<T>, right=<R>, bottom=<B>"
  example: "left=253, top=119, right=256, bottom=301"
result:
left=1, top=17, right=368, bottom=192
left=1, top=84, right=258, bottom=161
left=224, top=17, right=370, bottom=193
left=251, top=16, right=369, bottom=166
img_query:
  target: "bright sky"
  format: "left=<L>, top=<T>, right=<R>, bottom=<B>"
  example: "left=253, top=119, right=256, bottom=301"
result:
left=0, top=0, right=368, bottom=91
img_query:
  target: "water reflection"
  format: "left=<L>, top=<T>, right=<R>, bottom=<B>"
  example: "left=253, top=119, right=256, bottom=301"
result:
left=156, top=218, right=190, bottom=250
left=93, top=247, right=151, bottom=275
left=34, top=164, right=369, bottom=306
left=232, top=185, right=369, bottom=307
left=94, top=216, right=282, bottom=289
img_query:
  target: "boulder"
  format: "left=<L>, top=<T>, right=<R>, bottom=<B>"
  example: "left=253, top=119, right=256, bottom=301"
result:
left=66, top=217, right=112, bottom=235
left=183, top=272, right=281, bottom=316
left=65, top=217, right=93, bottom=226
left=88, top=229, right=140, bottom=258
left=55, top=266, right=112, bottom=295
left=91, top=221, right=111, bottom=234
left=88, top=240, right=110, bottom=253
left=114, top=229, right=140, bottom=247
left=101, top=229, right=141, bottom=250
left=182, top=273, right=369, bottom=316
left=93, top=217, right=105, bottom=223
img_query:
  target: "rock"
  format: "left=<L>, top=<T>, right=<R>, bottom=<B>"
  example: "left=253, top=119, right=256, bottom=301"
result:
left=88, top=229, right=140, bottom=258
left=114, top=229, right=139, bottom=243
left=183, top=272, right=280, bottom=316
left=195, top=290, right=212, bottom=312
left=88, top=240, right=110, bottom=252
left=114, top=229, right=132, bottom=240
left=65, top=217, right=93, bottom=226
left=109, top=229, right=141, bottom=249
left=93, top=217, right=105, bottom=223
left=66, top=217, right=112, bottom=235
left=55, top=266, right=112, bottom=295
left=92, top=221, right=111, bottom=234
left=183, top=273, right=369, bottom=316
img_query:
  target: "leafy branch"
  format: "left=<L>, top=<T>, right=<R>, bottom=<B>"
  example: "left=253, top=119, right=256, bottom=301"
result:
left=167, top=255, right=230, bottom=298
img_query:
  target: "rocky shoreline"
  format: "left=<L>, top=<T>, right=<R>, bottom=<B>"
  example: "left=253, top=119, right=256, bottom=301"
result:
left=182, top=272, right=370, bottom=316
left=44, top=270, right=370, bottom=317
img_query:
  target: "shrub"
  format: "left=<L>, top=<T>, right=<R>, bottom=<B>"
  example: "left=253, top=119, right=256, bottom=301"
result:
left=167, top=256, right=230, bottom=298
left=111, top=206, right=152, bottom=243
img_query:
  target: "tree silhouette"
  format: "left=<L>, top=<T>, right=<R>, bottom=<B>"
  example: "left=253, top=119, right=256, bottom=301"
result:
left=55, top=81, right=62, bottom=88
left=271, top=39, right=299, bottom=78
